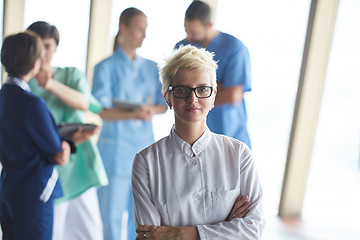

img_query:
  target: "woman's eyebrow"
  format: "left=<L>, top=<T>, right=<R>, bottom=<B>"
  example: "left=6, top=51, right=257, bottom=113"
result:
left=172, top=83, right=211, bottom=87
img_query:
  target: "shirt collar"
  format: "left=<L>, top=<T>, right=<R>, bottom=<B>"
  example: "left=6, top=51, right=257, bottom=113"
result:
left=115, top=47, right=139, bottom=64
left=170, top=125, right=212, bottom=157
left=4, top=77, right=31, bottom=92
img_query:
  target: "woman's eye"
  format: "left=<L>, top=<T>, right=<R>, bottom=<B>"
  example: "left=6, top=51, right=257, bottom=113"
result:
left=199, top=87, right=207, bottom=92
left=198, top=87, right=209, bottom=93
left=176, top=88, right=186, bottom=93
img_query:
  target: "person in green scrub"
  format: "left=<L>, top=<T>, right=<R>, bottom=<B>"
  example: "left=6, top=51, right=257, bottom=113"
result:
left=27, top=21, right=108, bottom=240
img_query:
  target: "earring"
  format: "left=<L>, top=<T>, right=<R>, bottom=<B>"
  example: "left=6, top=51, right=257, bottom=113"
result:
left=169, top=105, right=172, bottom=110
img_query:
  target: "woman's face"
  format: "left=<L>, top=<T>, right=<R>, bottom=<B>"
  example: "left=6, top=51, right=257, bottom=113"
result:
left=168, top=68, right=216, bottom=125
left=41, top=37, right=57, bottom=65
left=121, top=15, right=147, bottom=50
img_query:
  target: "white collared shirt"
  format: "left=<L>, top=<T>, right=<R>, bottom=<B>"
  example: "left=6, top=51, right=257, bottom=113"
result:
left=132, top=126, right=265, bottom=239
left=4, top=76, right=31, bottom=92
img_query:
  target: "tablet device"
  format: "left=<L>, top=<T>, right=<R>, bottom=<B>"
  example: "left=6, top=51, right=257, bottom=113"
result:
left=58, top=123, right=97, bottom=139
left=112, top=99, right=142, bottom=112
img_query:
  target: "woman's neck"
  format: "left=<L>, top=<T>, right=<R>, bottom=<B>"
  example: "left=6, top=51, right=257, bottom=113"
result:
left=174, top=120, right=207, bottom=146
left=120, top=43, right=136, bottom=60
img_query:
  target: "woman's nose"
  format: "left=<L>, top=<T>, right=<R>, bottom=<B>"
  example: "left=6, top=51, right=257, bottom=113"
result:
left=186, top=90, right=198, bottom=103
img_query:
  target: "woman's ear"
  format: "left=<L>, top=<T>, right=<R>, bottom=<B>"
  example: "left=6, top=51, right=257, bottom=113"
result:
left=211, top=89, right=217, bottom=107
left=119, top=23, right=126, bottom=33
left=164, top=91, right=172, bottom=109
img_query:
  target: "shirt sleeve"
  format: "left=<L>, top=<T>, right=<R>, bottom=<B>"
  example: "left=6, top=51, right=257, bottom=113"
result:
left=25, top=98, right=62, bottom=163
left=66, top=67, right=103, bottom=113
left=174, top=40, right=186, bottom=49
left=197, top=146, right=265, bottom=239
left=91, top=61, right=113, bottom=108
left=222, top=41, right=252, bottom=92
left=132, top=153, right=162, bottom=228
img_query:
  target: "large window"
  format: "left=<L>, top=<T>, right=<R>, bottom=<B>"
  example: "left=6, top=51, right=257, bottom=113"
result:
left=23, top=0, right=91, bottom=73
left=302, top=0, right=360, bottom=234
left=109, top=0, right=312, bottom=221
left=215, top=0, right=311, bottom=218
left=111, top=0, right=191, bottom=63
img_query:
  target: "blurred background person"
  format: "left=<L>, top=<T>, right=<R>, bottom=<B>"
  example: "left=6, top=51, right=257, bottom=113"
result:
left=175, top=0, right=252, bottom=148
left=0, top=31, right=71, bottom=240
left=27, top=21, right=108, bottom=240
left=91, top=7, right=167, bottom=240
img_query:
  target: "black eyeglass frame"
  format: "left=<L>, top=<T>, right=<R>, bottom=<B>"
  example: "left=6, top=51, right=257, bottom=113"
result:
left=168, top=86, right=213, bottom=99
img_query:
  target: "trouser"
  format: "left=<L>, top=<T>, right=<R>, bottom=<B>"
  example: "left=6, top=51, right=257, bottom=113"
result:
left=97, top=176, right=136, bottom=240
left=0, top=194, right=54, bottom=240
left=52, top=187, right=103, bottom=240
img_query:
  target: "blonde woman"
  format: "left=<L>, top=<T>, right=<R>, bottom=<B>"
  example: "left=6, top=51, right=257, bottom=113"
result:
left=132, top=45, right=265, bottom=240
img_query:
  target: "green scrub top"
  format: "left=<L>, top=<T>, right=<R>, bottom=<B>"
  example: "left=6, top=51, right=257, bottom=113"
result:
left=29, top=67, right=108, bottom=203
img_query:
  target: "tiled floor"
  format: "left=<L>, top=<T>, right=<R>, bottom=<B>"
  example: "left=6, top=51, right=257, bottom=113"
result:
left=1, top=216, right=359, bottom=239
left=263, top=216, right=360, bottom=240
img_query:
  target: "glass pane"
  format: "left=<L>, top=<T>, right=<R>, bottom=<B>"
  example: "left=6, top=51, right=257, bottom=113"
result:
left=303, top=0, right=360, bottom=234
left=215, top=0, right=310, bottom=218
left=23, top=0, right=91, bottom=73
left=110, top=0, right=192, bottom=140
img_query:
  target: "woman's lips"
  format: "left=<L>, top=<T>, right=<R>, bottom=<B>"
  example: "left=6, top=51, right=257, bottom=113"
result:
left=186, top=106, right=200, bottom=112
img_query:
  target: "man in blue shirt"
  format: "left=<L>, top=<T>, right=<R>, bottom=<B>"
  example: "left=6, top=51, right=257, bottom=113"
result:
left=175, top=1, right=252, bottom=148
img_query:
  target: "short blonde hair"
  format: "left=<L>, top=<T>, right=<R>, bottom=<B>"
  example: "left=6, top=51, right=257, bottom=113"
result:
left=159, top=44, right=218, bottom=95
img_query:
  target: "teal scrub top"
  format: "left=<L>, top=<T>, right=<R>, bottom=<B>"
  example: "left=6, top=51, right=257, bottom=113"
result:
left=92, top=48, right=167, bottom=177
left=29, top=67, right=109, bottom=203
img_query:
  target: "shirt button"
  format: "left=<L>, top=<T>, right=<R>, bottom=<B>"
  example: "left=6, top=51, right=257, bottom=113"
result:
left=191, top=160, right=197, bottom=165
left=193, top=194, right=201, bottom=201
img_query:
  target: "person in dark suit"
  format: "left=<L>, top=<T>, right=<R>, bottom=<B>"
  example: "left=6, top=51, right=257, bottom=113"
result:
left=0, top=31, right=71, bottom=240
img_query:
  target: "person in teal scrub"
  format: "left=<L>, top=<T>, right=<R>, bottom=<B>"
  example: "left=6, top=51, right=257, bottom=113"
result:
left=91, top=7, right=167, bottom=240
left=27, top=21, right=108, bottom=240
left=175, top=1, right=252, bottom=148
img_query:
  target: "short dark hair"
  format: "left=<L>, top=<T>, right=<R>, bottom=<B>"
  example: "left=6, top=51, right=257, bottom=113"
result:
left=27, top=21, right=60, bottom=45
left=185, top=1, right=212, bottom=25
left=1, top=31, right=43, bottom=78
left=119, top=7, right=146, bottom=27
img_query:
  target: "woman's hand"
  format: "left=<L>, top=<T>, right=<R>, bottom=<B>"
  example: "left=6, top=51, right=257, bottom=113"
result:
left=52, top=141, right=71, bottom=165
left=226, top=195, right=252, bottom=221
left=214, top=83, right=244, bottom=107
left=132, top=105, right=156, bottom=121
left=35, top=64, right=53, bottom=89
left=136, top=225, right=199, bottom=240
left=70, top=126, right=99, bottom=145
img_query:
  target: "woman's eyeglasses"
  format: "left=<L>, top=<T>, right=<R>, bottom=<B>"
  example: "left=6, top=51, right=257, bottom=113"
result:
left=168, top=86, right=213, bottom=98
